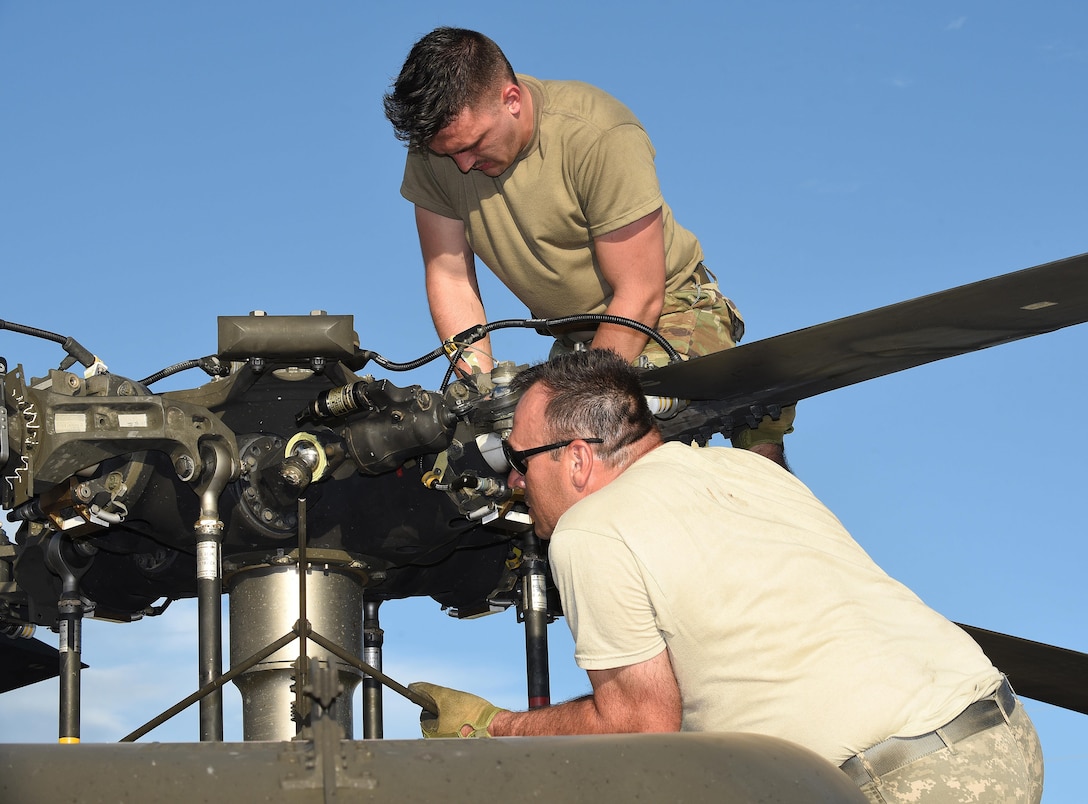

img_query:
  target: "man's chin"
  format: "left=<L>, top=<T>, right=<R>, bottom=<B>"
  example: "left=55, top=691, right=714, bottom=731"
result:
left=531, top=523, right=553, bottom=539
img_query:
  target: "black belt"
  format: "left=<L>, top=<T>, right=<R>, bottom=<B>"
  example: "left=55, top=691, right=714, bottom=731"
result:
left=840, top=677, right=1016, bottom=787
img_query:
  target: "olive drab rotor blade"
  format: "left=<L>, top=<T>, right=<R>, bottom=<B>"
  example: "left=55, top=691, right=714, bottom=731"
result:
left=957, top=624, right=1088, bottom=715
left=639, top=252, right=1088, bottom=405
left=0, top=636, right=63, bottom=694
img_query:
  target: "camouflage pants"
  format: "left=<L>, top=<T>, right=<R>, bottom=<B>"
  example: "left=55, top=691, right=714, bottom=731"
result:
left=853, top=701, right=1044, bottom=804
left=638, top=275, right=796, bottom=449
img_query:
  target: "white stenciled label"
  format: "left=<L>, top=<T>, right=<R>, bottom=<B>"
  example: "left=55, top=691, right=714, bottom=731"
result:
left=196, top=540, right=220, bottom=580
left=364, top=648, right=382, bottom=669
left=527, top=574, right=548, bottom=612
left=117, top=413, right=148, bottom=428
left=54, top=413, right=87, bottom=433
left=58, top=620, right=80, bottom=652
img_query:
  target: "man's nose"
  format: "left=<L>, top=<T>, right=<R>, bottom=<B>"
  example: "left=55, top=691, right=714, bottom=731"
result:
left=451, top=152, right=475, bottom=173
left=508, top=468, right=526, bottom=489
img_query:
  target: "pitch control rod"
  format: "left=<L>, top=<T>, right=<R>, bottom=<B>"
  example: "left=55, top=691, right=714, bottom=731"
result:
left=194, top=441, right=233, bottom=742
left=519, top=533, right=552, bottom=709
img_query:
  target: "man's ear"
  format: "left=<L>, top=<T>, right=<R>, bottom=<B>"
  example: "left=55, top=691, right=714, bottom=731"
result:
left=501, top=82, right=522, bottom=115
left=567, top=440, right=596, bottom=492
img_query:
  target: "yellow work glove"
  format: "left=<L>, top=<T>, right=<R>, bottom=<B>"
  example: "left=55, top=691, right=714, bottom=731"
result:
left=408, top=681, right=502, bottom=738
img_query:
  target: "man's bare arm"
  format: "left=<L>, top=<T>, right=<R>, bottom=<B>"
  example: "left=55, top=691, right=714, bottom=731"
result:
left=488, top=648, right=681, bottom=736
left=415, top=205, right=495, bottom=372
left=590, top=208, right=667, bottom=362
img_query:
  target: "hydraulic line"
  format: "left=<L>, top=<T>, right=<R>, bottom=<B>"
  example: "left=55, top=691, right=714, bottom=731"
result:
left=0, top=319, right=97, bottom=370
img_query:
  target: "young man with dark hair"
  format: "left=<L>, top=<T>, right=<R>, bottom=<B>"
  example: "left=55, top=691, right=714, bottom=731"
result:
left=384, top=27, right=793, bottom=467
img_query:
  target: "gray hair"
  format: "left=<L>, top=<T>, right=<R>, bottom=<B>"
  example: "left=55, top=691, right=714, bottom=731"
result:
left=511, top=350, right=658, bottom=468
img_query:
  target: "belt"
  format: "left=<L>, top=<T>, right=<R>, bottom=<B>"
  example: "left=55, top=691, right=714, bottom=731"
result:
left=840, top=677, right=1016, bottom=787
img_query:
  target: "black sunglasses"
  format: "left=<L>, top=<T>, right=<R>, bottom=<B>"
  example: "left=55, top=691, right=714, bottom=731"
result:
left=502, top=437, right=604, bottom=475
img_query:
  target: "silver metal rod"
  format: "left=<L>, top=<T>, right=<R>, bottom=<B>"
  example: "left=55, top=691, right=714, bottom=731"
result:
left=362, top=600, right=384, bottom=738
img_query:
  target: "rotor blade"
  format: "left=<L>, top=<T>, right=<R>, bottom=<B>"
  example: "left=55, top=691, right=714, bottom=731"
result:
left=0, top=635, right=61, bottom=694
left=957, top=624, right=1088, bottom=715
left=640, top=252, right=1088, bottom=404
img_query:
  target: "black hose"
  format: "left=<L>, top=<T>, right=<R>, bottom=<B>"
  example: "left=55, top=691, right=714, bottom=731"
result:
left=0, top=319, right=97, bottom=369
left=364, top=313, right=681, bottom=382
left=4, top=312, right=679, bottom=385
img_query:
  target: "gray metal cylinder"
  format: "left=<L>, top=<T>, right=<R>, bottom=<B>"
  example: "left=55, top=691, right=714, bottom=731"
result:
left=227, top=565, right=364, bottom=741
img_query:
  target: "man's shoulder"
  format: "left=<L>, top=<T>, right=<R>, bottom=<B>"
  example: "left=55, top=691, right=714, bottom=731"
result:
left=524, top=75, right=643, bottom=131
left=631, top=441, right=736, bottom=471
left=623, top=441, right=808, bottom=498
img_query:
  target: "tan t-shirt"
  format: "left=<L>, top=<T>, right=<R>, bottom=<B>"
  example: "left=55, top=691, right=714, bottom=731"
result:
left=548, top=442, right=1002, bottom=765
left=400, top=75, right=704, bottom=318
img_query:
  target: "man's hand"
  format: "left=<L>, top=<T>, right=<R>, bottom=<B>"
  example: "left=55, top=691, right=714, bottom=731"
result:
left=408, top=681, right=503, bottom=738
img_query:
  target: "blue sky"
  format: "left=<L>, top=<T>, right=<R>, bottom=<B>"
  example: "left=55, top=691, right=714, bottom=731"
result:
left=1, top=1, right=1085, bottom=798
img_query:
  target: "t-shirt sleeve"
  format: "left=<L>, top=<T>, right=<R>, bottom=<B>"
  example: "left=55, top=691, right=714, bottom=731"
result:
left=549, top=527, right=666, bottom=670
left=400, top=150, right=459, bottom=219
left=576, top=124, right=663, bottom=238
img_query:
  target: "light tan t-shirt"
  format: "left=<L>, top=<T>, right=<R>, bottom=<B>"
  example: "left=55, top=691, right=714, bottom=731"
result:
left=548, top=442, right=1002, bottom=765
left=400, top=75, right=704, bottom=318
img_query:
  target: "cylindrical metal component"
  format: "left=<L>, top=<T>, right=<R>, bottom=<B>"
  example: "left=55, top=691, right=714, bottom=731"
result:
left=520, top=534, right=551, bottom=710
left=362, top=600, right=384, bottom=739
left=193, top=441, right=233, bottom=743
left=0, top=622, right=35, bottom=639
left=645, top=394, right=687, bottom=419
left=57, top=596, right=83, bottom=743
left=195, top=532, right=224, bottom=742
left=228, top=565, right=364, bottom=741
left=303, top=380, right=372, bottom=422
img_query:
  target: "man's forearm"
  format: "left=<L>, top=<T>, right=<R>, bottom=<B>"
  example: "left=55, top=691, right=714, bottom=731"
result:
left=488, top=695, right=677, bottom=737
left=488, top=696, right=612, bottom=736
left=416, top=204, right=495, bottom=373
left=480, top=652, right=682, bottom=737
left=590, top=322, right=651, bottom=363
left=591, top=208, right=666, bottom=362
left=425, top=274, right=495, bottom=373
left=590, top=293, right=663, bottom=363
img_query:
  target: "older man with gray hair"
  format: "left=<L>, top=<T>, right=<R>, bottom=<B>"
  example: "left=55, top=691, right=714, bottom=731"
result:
left=411, top=349, right=1043, bottom=803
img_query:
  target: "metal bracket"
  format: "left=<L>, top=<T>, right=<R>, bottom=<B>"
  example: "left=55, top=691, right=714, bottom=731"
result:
left=0, top=358, right=9, bottom=468
left=280, top=659, right=377, bottom=799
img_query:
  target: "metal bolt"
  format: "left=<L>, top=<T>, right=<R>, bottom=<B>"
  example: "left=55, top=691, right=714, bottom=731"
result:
left=174, top=455, right=196, bottom=481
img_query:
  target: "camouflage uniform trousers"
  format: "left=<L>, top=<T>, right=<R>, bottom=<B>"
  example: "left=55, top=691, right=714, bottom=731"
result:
left=637, top=274, right=796, bottom=450
left=853, top=700, right=1044, bottom=804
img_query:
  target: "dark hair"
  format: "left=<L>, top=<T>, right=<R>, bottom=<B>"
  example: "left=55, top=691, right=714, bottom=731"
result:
left=383, top=27, right=517, bottom=149
left=511, top=350, right=658, bottom=467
